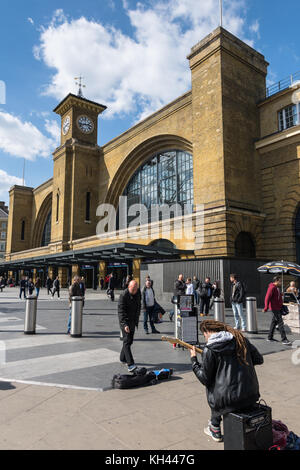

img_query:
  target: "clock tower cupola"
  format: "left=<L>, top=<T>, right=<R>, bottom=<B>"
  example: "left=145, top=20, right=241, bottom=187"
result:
left=53, top=92, right=107, bottom=147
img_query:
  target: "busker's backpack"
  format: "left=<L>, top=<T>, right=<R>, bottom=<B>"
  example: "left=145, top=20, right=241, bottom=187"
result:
left=112, top=367, right=173, bottom=389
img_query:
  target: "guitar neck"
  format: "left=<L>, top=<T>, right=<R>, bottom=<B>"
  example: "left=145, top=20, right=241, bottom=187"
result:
left=162, top=336, right=203, bottom=354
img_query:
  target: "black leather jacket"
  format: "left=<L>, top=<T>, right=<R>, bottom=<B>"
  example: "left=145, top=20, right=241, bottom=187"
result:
left=191, top=337, right=263, bottom=414
left=118, top=288, right=141, bottom=329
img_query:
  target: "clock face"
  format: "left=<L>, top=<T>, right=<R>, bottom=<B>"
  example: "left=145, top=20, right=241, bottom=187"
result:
left=62, top=115, right=70, bottom=135
left=77, top=115, right=94, bottom=134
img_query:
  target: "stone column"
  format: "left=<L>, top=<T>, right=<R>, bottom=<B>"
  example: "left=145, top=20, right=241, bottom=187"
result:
left=58, top=267, right=68, bottom=288
left=71, top=265, right=80, bottom=279
left=132, top=259, right=141, bottom=286
left=99, top=261, right=106, bottom=287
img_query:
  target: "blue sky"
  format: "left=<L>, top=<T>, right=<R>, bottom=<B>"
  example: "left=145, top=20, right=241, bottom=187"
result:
left=0, top=0, right=299, bottom=204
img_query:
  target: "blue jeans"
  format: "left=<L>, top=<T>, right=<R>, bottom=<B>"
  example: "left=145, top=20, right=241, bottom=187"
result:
left=36, top=288, right=40, bottom=298
left=67, top=308, right=72, bottom=333
left=232, top=302, right=246, bottom=330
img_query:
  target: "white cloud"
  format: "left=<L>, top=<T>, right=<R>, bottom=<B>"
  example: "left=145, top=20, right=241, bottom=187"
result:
left=0, top=169, right=23, bottom=201
left=44, top=119, right=60, bottom=145
left=0, top=111, right=57, bottom=161
left=34, top=0, right=254, bottom=122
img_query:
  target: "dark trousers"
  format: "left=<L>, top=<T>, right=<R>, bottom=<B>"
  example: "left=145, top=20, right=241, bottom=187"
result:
left=19, top=287, right=26, bottom=299
left=268, top=310, right=287, bottom=341
left=52, top=288, right=60, bottom=298
left=120, top=325, right=135, bottom=366
left=210, top=402, right=258, bottom=428
left=200, top=297, right=211, bottom=315
left=144, top=306, right=155, bottom=332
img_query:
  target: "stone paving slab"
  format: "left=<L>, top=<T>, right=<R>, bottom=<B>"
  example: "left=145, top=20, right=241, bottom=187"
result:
left=0, top=349, right=299, bottom=450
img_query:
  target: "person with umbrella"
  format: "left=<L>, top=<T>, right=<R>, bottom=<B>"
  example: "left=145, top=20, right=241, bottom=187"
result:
left=263, top=275, right=292, bottom=346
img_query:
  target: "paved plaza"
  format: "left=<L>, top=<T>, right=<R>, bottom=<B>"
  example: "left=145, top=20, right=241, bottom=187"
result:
left=0, top=287, right=299, bottom=449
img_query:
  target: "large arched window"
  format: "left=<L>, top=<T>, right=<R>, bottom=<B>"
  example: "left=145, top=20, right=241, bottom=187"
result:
left=235, top=232, right=256, bottom=258
left=41, top=211, right=52, bottom=247
left=123, top=150, right=193, bottom=224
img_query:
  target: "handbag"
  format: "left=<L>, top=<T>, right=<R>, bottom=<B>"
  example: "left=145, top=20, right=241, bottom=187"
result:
left=280, top=305, right=289, bottom=316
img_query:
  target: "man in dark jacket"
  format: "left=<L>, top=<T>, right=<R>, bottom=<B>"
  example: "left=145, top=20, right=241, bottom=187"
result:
left=174, top=274, right=186, bottom=296
left=52, top=276, right=60, bottom=299
left=198, top=277, right=213, bottom=316
left=190, top=319, right=263, bottom=442
left=118, top=280, right=141, bottom=372
left=264, top=276, right=291, bottom=345
left=230, top=274, right=246, bottom=331
left=46, top=276, right=53, bottom=295
left=19, top=276, right=27, bottom=299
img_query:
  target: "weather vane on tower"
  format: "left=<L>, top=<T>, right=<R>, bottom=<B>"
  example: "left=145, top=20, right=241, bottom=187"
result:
left=74, top=75, right=86, bottom=98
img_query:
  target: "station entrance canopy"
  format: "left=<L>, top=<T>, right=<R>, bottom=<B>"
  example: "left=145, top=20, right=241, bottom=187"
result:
left=0, top=243, right=194, bottom=271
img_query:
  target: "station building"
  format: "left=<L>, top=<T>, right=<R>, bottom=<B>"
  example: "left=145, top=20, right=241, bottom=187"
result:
left=1, top=27, right=300, bottom=305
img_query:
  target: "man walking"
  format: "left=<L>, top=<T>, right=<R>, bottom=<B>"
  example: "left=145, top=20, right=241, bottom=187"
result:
left=199, top=277, right=213, bottom=316
left=52, top=276, right=60, bottom=299
left=142, top=279, right=160, bottom=335
left=230, top=274, right=246, bottom=331
left=118, top=280, right=141, bottom=372
left=264, top=276, right=292, bottom=346
left=107, top=273, right=115, bottom=301
left=19, top=276, right=27, bottom=299
left=46, top=276, right=53, bottom=295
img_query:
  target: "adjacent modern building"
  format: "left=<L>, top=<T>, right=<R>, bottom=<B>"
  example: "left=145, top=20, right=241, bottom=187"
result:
left=0, top=202, right=8, bottom=260
left=1, top=27, right=300, bottom=304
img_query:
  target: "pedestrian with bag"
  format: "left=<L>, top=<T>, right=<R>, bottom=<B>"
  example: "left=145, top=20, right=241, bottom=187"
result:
left=118, top=280, right=141, bottom=372
left=264, top=276, right=292, bottom=346
left=52, top=276, right=60, bottom=299
left=142, top=279, right=160, bottom=334
left=46, top=276, right=53, bottom=295
left=198, top=277, right=213, bottom=316
left=28, top=278, right=34, bottom=296
left=230, top=274, right=246, bottom=331
left=190, top=319, right=264, bottom=442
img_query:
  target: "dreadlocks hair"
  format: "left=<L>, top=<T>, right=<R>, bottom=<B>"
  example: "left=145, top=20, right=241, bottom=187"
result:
left=200, top=319, right=249, bottom=366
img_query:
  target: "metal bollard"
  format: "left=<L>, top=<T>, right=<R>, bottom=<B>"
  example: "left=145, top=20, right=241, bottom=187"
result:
left=246, top=297, right=258, bottom=334
left=24, top=295, right=37, bottom=334
left=214, top=298, right=225, bottom=323
left=71, top=296, right=83, bottom=338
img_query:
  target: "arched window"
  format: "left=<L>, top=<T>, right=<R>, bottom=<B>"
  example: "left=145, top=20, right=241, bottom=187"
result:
left=235, top=232, right=256, bottom=258
left=21, top=220, right=25, bottom=241
left=41, top=211, right=52, bottom=247
left=122, top=150, right=193, bottom=225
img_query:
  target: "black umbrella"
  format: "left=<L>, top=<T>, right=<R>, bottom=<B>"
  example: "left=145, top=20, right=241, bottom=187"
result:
left=257, top=260, right=300, bottom=292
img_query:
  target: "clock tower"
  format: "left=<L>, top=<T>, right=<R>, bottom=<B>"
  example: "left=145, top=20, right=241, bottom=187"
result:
left=51, top=93, right=107, bottom=249
left=53, top=93, right=106, bottom=146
